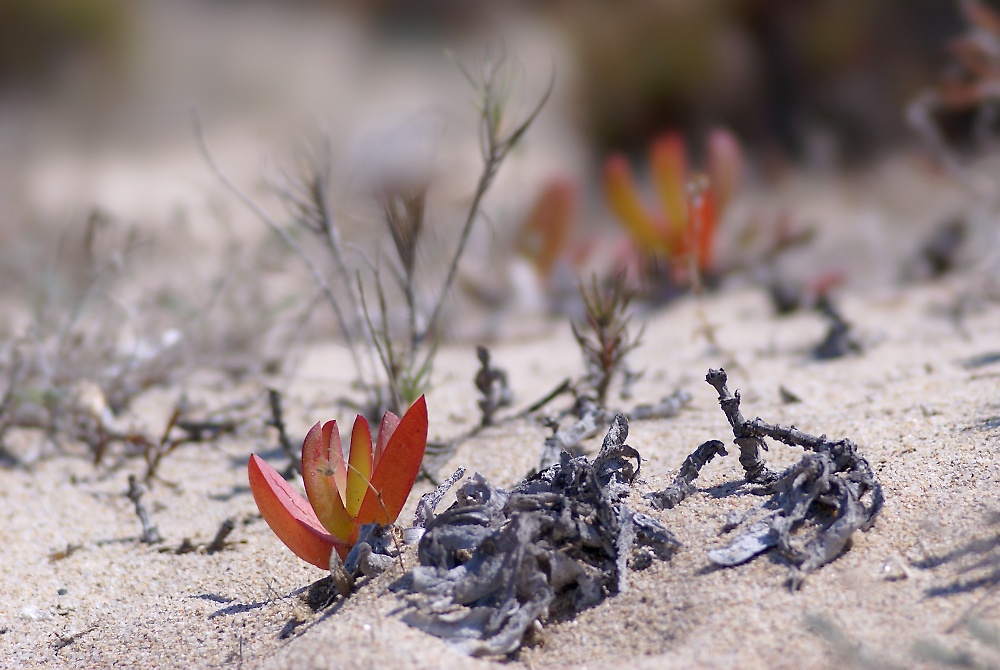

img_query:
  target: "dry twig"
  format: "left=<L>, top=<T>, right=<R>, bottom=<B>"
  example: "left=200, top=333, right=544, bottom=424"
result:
left=127, top=474, right=162, bottom=545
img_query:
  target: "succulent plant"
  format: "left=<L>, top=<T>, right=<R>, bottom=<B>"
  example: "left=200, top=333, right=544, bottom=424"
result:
left=248, top=396, right=428, bottom=569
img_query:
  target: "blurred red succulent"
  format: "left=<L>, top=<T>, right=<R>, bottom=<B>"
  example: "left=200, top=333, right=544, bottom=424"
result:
left=603, top=128, right=742, bottom=278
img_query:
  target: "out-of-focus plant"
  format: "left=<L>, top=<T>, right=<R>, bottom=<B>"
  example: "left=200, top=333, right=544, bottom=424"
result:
left=248, top=396, right=427, bottom=569
left=515, top=177, right=578, bottom=287
left=571, top=274, right=643, bottom=407
left=908, top=0, right=1000, bottom=175
left=0, top=211, right=267, bottom=470
left=602, top=129, right=742, bottom=284
left=194, top=50, right=552, bottom=420
left=0, top=0, right=129, bottom=85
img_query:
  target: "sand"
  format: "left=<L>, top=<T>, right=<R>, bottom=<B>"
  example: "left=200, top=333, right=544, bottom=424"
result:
left=2, top=277, right=999, bottom=669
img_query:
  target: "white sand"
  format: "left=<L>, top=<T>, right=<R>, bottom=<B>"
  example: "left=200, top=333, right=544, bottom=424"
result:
left=2, top=279, right=999, bottom=669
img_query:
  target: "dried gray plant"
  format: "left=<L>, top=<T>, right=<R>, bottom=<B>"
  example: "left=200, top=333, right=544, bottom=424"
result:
left=0, top=211, right=277, bottom=469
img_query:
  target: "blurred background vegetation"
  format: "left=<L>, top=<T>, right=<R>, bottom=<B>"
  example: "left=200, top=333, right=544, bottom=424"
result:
left=0, top=0, right=968, bottom=159
left=0, top=0, right=987, bottom=329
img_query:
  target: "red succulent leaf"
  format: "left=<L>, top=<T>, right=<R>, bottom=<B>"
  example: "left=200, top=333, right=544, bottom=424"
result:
left=355, top=395, right=428, bottom=528
left=247, top=454, right=349, bottom=568
left=373, top=410, right=400, bottom=470
left=345, top=416, right=373, bottom=517
left=301, top=420, right=354, bottom=542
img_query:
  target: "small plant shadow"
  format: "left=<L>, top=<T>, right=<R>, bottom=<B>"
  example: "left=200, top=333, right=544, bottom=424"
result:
left=209, top=599, right=270, bottom=619
left=701, top=480, right=750, bottom=500
left=917, top=512, right=1000, bottom=600
left=206, top=485, right=251, bottom=502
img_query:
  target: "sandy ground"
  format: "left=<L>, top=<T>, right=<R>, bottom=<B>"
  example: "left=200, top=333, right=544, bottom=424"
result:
left=3, top=7, right=1000, bottom=667
left=1, top=276, right=999, bottom=669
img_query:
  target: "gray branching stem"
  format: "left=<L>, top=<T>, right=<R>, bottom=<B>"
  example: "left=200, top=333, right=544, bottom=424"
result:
left=705, top=368, right=776, bottom=484
left=645, top=440, right=728, bottom=510
left=127, top=474, right=162, bottom=544
left=739, top=418, right=883, bottom=522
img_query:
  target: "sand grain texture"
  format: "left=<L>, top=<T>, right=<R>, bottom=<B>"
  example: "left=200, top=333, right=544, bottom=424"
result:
left=1, top=284, right=999, bottom=669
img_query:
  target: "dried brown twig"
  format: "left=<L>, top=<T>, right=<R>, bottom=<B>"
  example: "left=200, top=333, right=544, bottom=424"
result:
left=266, top=388, right=300, bottom=477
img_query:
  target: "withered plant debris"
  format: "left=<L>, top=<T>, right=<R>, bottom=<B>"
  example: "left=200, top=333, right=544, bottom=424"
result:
left=813, top=296, right=862, bottom=360
left=139, top=399, right=243, bottom=484
left=538, top=396, right=602, bottom=470
left=195, top=51, right=552, bottom=420
left=413, top=467, right=468, bottom=534
left=206, top=517, right=237, bottom=554
left=126, top=474, right=162, bottom=545
left=329, top=550, right=354, bottom=599
left=346, top=523, right=400, bottom=580
left=172, top=538, right=197, bottom=555
left=301, top=578, right=342, bottom=616
left=54, top=626, right=97, bottom=652
left=618, top=367, right=643, bottom=400
left=704, top=368, right=883, bottom=588
left=420, top=380, right=573, bottom=483
left=474, top=346, right=512, bottom=427
left=626, top=389, right=692, bottom=421
left=396, top=414, right=679, bottom=656
left=645, top=440, right=728, bottom=510
left=962, top=352, right=1000, bottom=370
left=315, top=523, right=407, bottom=606
left=768, top=278, right=805, bottom=315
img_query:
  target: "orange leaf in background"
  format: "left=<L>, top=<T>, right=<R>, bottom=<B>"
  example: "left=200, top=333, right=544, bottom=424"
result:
left=686, top=175, right=716, bottom=271
left=650, top=132, right=688, bottom=240
left=603, top=127, right=741, bottom=275
left=517, top=178, right=578, bottom=280
left=248, top=396, right=429, bottom=569
left=603, top=155, right=668, bottom=253
left=707, top=128, right=742, bottom=215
